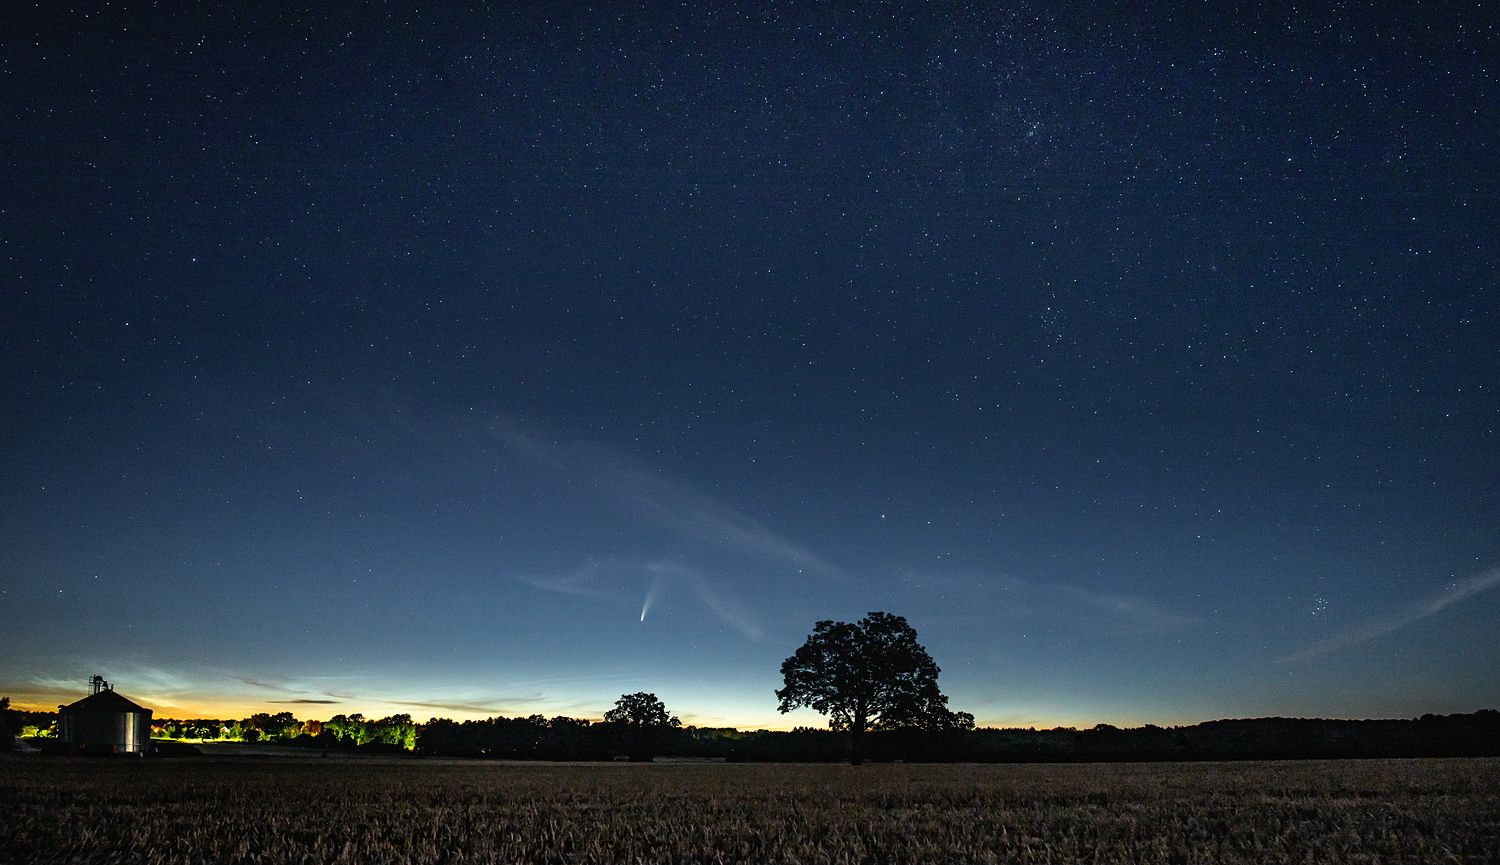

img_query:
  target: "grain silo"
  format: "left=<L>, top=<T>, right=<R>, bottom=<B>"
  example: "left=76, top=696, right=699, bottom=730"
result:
left=58, top=675, right=153, bottom=756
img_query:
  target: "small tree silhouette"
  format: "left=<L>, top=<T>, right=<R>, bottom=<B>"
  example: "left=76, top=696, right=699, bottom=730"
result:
left=604, top=692, right=680, bottom=728
left=603, top=692, right=680, bottom=761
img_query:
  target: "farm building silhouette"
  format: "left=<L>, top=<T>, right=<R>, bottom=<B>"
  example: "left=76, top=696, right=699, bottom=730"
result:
left=58, top=675, right=152, bottom=756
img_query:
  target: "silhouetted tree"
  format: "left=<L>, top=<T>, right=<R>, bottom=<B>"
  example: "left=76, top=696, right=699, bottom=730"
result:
left=603, top=693, right=680, bottom=761
left=0, top=697, right=14, bottom=750
left=777, top=612, right=972, bottom=761
left=244, top=711, right=300, bottom=740
left=369, top=714, right=418, bottom=749
left=604, top=692, right=680, bottom=727
left=324, top=713, right=372, bottom=745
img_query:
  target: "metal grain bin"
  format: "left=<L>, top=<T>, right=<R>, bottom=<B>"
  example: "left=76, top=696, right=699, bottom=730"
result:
left=58, top=676, right=153, bottom=756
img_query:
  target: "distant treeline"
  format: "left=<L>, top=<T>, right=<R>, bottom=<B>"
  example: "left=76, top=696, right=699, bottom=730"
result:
left=7, top=701, right=1497, bottom=762
left=149, top=712, right=419, bottom=750
left=1, top=708, right=418, bottom=751
left=414, top=710, right=1500, bottom=762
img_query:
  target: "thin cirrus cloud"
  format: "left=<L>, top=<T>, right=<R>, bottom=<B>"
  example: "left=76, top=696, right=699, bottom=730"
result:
left=235, top=676, right=292, bottom=692
left=517, top=558, right=766, bottom=641
left=1049, top=584, right=1197, bottom=634
left=513, top=558, right=616, bottom=599
left=53, top=665, right=199, bottom=704
left=902, top=571, right=1194, bottom=635
left=643, top=560, right=765, bottom=641
left=387, top=697, right=549, bottom=715
left=1277, top=567, right=1500, bottom=664
left=492, top=420, right=843, bottom=578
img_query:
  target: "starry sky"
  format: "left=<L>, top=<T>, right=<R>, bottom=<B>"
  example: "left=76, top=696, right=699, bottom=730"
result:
left=3, top=2, right=1497, bottom=729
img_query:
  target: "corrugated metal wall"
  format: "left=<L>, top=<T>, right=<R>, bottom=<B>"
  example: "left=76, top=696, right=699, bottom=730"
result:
left=60, top=710, right=152, bottom=753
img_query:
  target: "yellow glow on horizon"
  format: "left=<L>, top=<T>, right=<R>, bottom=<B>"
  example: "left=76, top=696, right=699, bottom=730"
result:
left=4, top=684, right=1210, bottom=732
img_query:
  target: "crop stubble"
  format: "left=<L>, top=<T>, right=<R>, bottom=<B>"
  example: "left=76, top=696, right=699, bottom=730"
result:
left=2, top=756, right=1497, bottom=863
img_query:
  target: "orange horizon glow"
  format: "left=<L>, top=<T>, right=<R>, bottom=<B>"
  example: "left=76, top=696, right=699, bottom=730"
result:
left=5, top=689, right=1201, bottom=732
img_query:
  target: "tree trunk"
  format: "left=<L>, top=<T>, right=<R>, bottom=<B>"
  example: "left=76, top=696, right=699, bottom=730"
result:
left=850, top=705, right=867, bottom=765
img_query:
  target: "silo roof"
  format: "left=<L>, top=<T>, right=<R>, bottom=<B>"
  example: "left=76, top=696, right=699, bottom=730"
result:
left=60, top=690, right=151, bottom=713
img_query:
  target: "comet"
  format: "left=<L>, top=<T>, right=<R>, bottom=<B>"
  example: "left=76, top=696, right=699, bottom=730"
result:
left=639, top=572, right=664, bottom=622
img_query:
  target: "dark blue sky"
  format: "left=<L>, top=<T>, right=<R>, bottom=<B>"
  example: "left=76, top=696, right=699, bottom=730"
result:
left=3, top=2, right=1497, bottom=727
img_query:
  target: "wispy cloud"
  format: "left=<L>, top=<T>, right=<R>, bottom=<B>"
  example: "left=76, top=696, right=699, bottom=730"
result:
left=27, top=676, right=95, bottom=695
left=645, top=561, right=764, bottom=640
left=35, top=665, right=198, bottom=703
left=513, top=558, right=614, bottom=598
left=900, top=570, right=1193, bottom=635
left=387, top=697, right=548, bottom=715
left=228, top=674, right=359, bottom=706
left=235, top=676, right=286, bottom=691
left=493, top=420, right=842, bottom=577
left=1050, top=584, right=1197, bottom=634
left=1278, top=568, right=1500, bottom=663
left=514, top=557, right=765, bottom=640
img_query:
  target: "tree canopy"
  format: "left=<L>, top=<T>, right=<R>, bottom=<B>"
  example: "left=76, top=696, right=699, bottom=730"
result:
left=604, top=692, right=680, bottom=728
left=776, top=612, right=973, bottom=738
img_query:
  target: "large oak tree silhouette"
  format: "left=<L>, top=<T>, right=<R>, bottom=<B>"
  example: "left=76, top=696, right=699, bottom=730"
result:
left=777, top=611, right=972, bottom=762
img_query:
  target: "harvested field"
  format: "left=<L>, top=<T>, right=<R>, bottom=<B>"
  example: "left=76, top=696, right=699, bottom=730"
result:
left=3, top=755, right=1497, bottom=863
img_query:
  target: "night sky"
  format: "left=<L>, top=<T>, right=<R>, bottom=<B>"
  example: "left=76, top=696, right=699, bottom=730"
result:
left=3, top=2, right=1497, bottom=729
